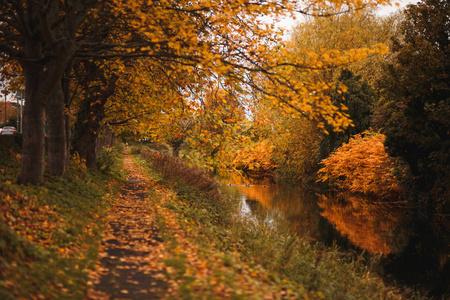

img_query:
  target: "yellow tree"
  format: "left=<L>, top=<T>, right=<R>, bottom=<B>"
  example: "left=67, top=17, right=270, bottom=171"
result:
left=183, top=79, right=250, bottom=171
left=0, top=0, right=394, bottom=184
left=290, top=8, right=397, bottom=85
left=70, top=54, right=193, bottom=167
left=102, top=0, right=392, bottom=138
left=246, top=9, right=394, bottom=183
left=105, top=58, right=194, bottom=154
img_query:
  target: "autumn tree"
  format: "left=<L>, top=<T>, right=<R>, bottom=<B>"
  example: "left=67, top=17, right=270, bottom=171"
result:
left=0, top=59, right=23, bottom=96
left=0, top=102, right=17, bottom=126
left=252, top=94, right=323, bottom=183
left=71, top=60, right=119, bottom=169
left=1, top=0, right=394, bottom=185
left=247, top=9, right=391, bottom=183
left=231, top=139, right=277, bottom=174
left=183, top=81, right=250, bottom=171
left=272, top=116, right=322, bottom=183
left=289, top=9, right=395, bottom=86
left=375, top=0, right=450, bottom=215
left=106, top=60, right=195, bottom=157
left=0, top=0, right=96, bottom=183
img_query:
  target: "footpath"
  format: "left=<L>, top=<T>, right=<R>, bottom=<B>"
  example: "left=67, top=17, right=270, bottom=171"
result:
left=85, top=154, right=291, bottom=299
left=86, top=155, right=168, bottom=299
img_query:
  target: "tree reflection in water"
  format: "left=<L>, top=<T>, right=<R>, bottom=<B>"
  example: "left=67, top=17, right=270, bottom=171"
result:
left=318, top=193, right=450, bottom=297
left=220, top=172, right=449, bottom=296
left=219, top=171, right=320, bottom=241
left=317, top=194, right=410, bottom=256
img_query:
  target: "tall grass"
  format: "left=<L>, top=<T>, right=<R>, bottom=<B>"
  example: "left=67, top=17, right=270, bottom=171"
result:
left=141, top=150, right=221, bottom=200
left=97, top=143, right=126, bottom=179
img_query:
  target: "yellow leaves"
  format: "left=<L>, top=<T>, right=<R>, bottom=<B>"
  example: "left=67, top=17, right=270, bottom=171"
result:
left=189, top=4, right=202, bottom=10
left=289, top=44, right=389, bottom=71
left=85, top=0, right=393, bottom=149
left=338, top=82, right=348, bottom=93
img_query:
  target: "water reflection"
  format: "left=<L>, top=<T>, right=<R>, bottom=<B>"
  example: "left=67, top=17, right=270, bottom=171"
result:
left=219, top=172, right=449, bottom=296
left=219, top=172, right=321, bottom=241
left=317, top=194, right=410, bottom=256
left=220, top=172, right=411, bottom=255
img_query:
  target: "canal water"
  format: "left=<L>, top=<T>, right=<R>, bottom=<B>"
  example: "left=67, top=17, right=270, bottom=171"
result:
left=219, top=173, right=450, bottom=297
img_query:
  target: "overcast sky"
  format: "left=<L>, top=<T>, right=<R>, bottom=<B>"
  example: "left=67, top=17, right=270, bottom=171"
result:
left=376, top=0, right=421, bottom=16
left=277, top=0, right=421, bottom=32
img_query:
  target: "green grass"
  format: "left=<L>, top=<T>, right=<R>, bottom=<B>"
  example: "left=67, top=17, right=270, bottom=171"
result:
left=0, top=144, right=123, bottom=299
left=136, top=149, right=429, bottom=300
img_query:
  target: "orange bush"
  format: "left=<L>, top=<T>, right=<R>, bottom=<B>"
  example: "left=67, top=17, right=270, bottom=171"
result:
left=231, top=139, right=277, bottom=174
left=317, top=132, right=406, bottom=199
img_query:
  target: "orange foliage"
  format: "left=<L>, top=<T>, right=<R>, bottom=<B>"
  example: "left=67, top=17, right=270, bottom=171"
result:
left=317, top=132, right=406, bottom=199
left=232, top=139, right=277, bottom=174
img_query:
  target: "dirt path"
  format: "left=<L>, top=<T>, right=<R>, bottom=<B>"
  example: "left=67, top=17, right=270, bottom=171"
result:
left=85, top=153, right=288, bottom=299
left=86, top=155, right=168, bottom=299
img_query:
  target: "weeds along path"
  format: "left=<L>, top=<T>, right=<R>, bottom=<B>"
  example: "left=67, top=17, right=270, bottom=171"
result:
left=86, top=154, right=169, bottom=299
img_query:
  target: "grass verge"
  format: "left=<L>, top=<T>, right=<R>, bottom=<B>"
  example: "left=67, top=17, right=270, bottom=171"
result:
left=0, top=144, right=124, bottom=299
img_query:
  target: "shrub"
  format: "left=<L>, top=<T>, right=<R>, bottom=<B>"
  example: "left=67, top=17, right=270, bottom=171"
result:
left=96, top=144, right=125, bottom=179
left=317, top=132, right=407, bottom=199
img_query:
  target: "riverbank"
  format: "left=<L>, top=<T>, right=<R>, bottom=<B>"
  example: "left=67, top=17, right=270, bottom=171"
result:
left=0, top=144, right=428, bottom=299
left=133, top=147, right=428, bottom=299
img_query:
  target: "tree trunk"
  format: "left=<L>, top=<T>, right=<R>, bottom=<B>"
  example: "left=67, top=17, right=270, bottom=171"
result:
left=18, top=44, right=53, bottom=185
left=63, top=59, right=74, bottom=174
left=72, top=69, right=119, bottom=169
left=5, top=0, right=95, bottom=184
left=72, top=95, right=99, bottom=169
left=18, top=40, right=75, bottom=184
left=45, top=82, right=67, bottom=177
left=18, top=83, right=46, bottom=185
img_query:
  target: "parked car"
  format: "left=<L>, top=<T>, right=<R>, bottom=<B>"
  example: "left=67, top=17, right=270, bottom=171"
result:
left=0, top=126, right=17, bottom=135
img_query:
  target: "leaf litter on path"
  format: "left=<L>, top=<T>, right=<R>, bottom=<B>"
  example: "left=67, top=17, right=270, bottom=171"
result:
left=86, top=155, right=169, bottom=299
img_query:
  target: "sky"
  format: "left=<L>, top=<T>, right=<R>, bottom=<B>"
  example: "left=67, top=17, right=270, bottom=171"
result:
left=276, top=0, right=422, bottom=32
left=376, top=0, right=421, bottom=16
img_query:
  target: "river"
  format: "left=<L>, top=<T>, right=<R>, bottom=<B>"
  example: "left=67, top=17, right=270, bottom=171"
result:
left=219, top=172, right=449, bottom=297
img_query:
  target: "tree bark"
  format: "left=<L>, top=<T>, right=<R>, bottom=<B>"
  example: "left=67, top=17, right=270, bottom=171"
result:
left=45, top=82, right=67, bottom=177
left=72, top=96, right=98, bottom=169
left=17, top=37, right=57, bottom=184
left=2, top=0, right=97, bottom=184
left=18, top=72, right=46, bottom=184
left=18, top=42, right=75, bottom=184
